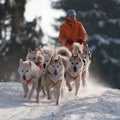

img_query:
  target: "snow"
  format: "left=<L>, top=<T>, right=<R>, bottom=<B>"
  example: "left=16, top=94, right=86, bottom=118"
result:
left=0, top=80, right=120, bottom=120
left=1, top=1, right=119, bottom=119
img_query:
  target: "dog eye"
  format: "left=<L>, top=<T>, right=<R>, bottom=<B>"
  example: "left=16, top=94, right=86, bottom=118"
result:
left=33, top=57, right=36, bottom=60
left=26, top=70, right=28, bottom=72
left=76, top=62, right=78, bottom=64
left=72, top=62, right=74, bottom=64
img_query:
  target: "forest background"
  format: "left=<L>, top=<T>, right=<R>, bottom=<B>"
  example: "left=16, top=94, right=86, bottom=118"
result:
left=0, top=0, right=120, bottom=89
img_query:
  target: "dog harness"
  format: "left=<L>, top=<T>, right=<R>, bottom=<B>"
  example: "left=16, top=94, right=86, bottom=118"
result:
left=26, top=77, right=33, bottom=84
left=66, top=71, right=80, bottom=80
left=50, top=79, right=62, bottom=88
left=35, top=62, right=42, bottom=69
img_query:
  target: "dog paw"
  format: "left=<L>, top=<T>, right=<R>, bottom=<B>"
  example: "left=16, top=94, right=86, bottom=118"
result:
left=36, top=99, right=39, bottom=103
left=56, top=103, right=59, bottom=106
left=24, top=94, right=27, bottom=98
left=47, top=96, right=51, bottom=100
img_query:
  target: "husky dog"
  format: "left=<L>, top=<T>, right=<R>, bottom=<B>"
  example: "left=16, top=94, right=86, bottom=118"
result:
left=65, top=52, right=83, bottom=96
left=26, top=48, right=44, bottom=68
left=44, top=53, right=69, bottom=105
left=56, top=46, right=71, bottom=72
left=72, top=42, right=84, bottom=54
left=81, top=45, right=92, bottom=87
left=18, top=59, right=42, bottom=102
left=40, top=46, right=55, bottom=96
left=26, top=48, right=46, bottom=102
left=72, top=42, right=92, bottom=87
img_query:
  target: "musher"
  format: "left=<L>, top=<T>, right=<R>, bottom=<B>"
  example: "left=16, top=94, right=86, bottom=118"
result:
left=58, top=9, right=87, bottom=51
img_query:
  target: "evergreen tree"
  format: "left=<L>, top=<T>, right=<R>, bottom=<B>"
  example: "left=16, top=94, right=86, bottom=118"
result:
left=52, top=0, right=120, bottom=88
left=0, top=0, right=43, bottom=82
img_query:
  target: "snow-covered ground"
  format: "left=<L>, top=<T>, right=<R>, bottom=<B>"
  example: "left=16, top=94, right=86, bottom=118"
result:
left=1, top=1, right=119, bottom=120
left=0, top=80, right=120, bottom=120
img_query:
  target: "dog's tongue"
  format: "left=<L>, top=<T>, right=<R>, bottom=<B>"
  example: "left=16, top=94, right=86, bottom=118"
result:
left=54, top=70, right=57, bottom=75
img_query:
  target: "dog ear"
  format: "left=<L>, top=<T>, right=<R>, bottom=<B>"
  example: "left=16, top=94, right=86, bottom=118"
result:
left=89, top=51, right=92, bottom=59
left=20, top=59, right=23, bottom=64
left=28, top=48, right=32, bottom=53
left=54, top=50, right=57, bottom=57
left=29, top=61, right=32, bottom=67
left=58, top=55, right=62, bottom=63
left=78, top=53, right=83, bottom=63
left=49, top=55, right=54, bottom=64
left=35, top=48, right=41, bottom=53
left=40, top=48, right=44, bottom=56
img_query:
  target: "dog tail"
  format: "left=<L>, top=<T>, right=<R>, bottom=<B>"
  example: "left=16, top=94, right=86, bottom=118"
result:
left=60, top=56, right=70, bottom=71
left=72, top=42, right=84, bottom=54
left=57, top=46, right=71, bottom=58
left=41, top=46, right=54, bottom=55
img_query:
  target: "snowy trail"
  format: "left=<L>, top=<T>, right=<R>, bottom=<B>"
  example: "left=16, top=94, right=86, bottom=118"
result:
left=0, top=82, right=120, bottom=120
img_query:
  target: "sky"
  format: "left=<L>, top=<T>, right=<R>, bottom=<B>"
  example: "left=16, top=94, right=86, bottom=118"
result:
left=24, top=0, right=65, bottom=44
left=0, top=81, right=120, bottom=120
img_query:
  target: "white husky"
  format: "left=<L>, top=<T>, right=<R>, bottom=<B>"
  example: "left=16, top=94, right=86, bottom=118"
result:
left=72, top=42, right=92, bottom=87
left=18, top=59, right=42, bottom=102
left=44, top=54, right=67, bottom=105
left=65, top=52, right=83, bottom=96
left=26, top=48, right=46, bottom=102
left=26, top=48, right=44, bottom=68
left=81, top=45, right=92, bottom=87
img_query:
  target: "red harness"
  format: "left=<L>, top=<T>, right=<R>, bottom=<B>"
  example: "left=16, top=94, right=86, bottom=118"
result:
left=35, top=62, right=42, bottom=69
left=26, top=62, right=42, bottom=84
left=67, top=72, right=80, bottom=80
left=50, top=79, right=62, bottom=88
left=25, top=62, right=41, bottom=84
left=26, top=77, right=33, bottom=84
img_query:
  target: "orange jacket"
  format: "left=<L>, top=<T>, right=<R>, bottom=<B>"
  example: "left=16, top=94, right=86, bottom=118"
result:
left=59, top=19, right=87, bottom=50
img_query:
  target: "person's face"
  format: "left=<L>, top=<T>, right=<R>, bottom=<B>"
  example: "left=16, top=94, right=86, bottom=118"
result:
left=67, top=15, right=76, bottom=22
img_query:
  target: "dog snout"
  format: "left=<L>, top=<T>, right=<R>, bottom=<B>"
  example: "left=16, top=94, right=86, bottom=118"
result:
left=83, top=59, right=85, bottom=63
left=54, top=70, right=57, bottom=75
left=73, top=66, right=77, bottom=72
left=23, top=75, right=26, bottom=80
left=43, top=63, right=46, bottom=69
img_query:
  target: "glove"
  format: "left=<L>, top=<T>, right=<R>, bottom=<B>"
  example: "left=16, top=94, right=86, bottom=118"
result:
left=77, top=39, right=83, bottom=44
left=66, top=40, right=73, bottom=45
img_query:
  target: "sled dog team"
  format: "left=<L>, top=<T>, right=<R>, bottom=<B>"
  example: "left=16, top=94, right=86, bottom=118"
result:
left=18, top=42, right=91, bottom=105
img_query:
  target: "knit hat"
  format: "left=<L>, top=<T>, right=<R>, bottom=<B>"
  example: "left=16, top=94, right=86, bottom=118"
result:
left=67, top=9, right=77, bottom=16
